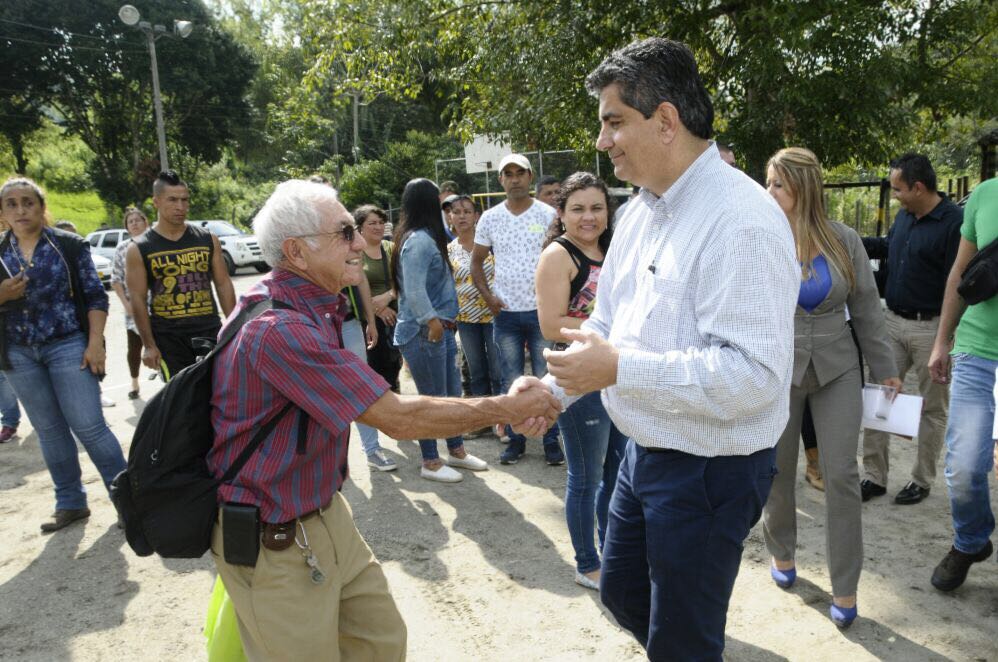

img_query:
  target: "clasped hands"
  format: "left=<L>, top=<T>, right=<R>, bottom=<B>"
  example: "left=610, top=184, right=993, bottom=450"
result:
left=504, top=376, right=560, bottom=436
left=504, top=328, right=619, bottom=436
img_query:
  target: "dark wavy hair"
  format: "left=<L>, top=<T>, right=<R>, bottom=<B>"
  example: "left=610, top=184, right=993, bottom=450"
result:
left=585, top=37, right=713, bottom=140
left=390, top=178, right=451, bottom=294
left=543, top=171, right=614, bottom=254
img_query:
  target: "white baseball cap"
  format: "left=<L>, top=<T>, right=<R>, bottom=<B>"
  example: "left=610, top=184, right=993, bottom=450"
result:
left=497, top=153, right=532, bottom=173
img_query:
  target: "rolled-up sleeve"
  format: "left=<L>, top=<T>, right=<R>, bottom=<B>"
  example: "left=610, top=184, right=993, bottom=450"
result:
left=615, top=227, right=798, bottom=421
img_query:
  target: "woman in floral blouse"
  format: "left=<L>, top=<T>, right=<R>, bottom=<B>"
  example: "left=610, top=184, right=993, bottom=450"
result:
left=0, top=177, right=126, bottom=532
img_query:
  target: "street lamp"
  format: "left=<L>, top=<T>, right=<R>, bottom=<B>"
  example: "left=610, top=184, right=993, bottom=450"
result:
left=118, top=4, right=193, bottom=171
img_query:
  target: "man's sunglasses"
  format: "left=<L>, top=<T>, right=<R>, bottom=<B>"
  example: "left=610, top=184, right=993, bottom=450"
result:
left=299, top=224, right=356, bottom=244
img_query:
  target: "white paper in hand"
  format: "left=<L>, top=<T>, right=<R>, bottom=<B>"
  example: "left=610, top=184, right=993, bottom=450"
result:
left=862, top=386, right=923, bottom=438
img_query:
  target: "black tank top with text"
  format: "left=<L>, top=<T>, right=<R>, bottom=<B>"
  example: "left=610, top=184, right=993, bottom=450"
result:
left=134, top=225, right=219, bottom=330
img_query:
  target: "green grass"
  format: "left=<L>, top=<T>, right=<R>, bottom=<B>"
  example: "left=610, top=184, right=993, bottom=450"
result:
left=45, top=190, right=111, bottom=235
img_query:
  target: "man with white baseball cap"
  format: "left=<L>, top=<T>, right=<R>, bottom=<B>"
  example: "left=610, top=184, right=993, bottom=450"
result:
left=471, top=153, right=565, bottom=466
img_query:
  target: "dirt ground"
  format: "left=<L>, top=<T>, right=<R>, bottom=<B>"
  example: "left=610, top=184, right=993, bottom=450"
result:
left=1, top=270, right=996, bottom=661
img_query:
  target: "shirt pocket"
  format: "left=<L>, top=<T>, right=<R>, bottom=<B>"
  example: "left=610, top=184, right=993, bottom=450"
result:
left=637, top=275, right=686, bottom=348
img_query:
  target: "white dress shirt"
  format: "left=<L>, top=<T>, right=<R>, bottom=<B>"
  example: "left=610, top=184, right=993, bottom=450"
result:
left=545, top=146, right=799, bottom=457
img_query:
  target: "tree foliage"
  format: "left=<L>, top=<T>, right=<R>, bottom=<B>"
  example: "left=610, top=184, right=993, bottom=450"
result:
left=299, top=0, right=998, bottom=179
left=0, top=0, right=256, bottom=207
left=338, top=130, right=469, bottom=210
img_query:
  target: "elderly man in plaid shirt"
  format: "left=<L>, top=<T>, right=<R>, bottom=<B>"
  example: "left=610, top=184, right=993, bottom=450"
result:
left=207, top=179, right=560, bottom=661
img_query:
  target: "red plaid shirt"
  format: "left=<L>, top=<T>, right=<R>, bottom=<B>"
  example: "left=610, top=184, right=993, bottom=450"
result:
left=207, top=269, right=389, bottom=523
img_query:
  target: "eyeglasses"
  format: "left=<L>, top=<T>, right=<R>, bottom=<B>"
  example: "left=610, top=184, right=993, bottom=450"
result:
left=298, top=224, right=356, bottom=244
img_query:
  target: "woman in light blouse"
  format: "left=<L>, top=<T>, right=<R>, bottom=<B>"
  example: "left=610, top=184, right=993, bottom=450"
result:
left=762, top=148, right=900, bottom=628
left=447, top=195, right=501, bottom=403
left=110, top=207, right=149, bottom=400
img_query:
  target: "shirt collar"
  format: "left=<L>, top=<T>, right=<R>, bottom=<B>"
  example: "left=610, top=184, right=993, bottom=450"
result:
left=271, top=267, right=345, bottom=319
left=637, top=144, right=719, bottom=216
left=920, top=194, right=954, bottom=222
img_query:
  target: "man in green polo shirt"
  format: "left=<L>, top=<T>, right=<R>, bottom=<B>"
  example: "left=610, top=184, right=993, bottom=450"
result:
left=928, top=177, right=998, bottom=592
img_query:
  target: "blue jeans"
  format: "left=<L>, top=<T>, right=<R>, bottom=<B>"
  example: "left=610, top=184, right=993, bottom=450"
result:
left=492, top=309, right=560, bottom=446
left=0, top=370, right=21, bottom=428
left=398, top=327, right=463, bottom=461
left=560, top=391, right=627, bottom=573
left=600, top=441, right=776, bottom=661
left=342, top=319, right=384, bottom=456
left=944, top=353, right=997, bottom=554
left=4, top=333, right=127, bottom=510
left=457, top=321, right=501, bottom=396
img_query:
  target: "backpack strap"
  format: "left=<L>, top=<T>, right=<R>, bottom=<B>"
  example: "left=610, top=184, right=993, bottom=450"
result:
left=216, top=296, right=303, bottom=483
left=219, top=400, right=295, bottom=483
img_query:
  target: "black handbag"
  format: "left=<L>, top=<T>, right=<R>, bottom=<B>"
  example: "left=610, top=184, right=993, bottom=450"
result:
left=957, top=238, right=998, bottom=305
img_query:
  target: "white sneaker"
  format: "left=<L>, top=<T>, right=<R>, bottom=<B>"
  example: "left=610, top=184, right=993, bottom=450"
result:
left=420, top=464, right=463, bottom=483
left=100, top=395, right=116, bottom=408
left=445, top=453, right=489, bottom=471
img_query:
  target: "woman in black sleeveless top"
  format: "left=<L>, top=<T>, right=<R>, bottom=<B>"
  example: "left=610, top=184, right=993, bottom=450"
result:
left=535, top=172, right=627, bottom=590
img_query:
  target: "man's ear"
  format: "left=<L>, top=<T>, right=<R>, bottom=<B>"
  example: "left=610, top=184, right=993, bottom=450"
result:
left=282, top=237, right=308, bottom=270
left=655, top=101, right=681, bottom=144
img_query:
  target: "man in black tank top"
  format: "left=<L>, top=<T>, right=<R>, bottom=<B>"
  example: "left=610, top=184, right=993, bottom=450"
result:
left=125, top=171, right=236, bottom=380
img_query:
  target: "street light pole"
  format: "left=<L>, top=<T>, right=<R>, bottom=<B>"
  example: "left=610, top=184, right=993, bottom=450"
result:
left=119, top=5, right=193, bottom=172
left=145, top=29, right=170, bottom=171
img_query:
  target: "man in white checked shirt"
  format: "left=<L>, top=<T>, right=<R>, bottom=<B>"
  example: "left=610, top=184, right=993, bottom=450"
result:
left=522, top=38, right=799, bottom=660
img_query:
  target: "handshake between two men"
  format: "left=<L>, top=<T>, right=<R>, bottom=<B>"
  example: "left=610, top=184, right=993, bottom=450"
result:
left=507, top=328, right=620, bottom=436
left=360, top=329, right=615, bottom=442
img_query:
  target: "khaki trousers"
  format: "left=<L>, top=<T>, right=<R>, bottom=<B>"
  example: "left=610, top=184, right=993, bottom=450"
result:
left=862, top=310, right=949, bottom=488
left=211, top=492, right=407, bottom=661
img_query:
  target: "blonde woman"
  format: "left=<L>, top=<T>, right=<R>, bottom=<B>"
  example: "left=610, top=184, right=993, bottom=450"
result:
left=762, top=148, right=900, bottom=628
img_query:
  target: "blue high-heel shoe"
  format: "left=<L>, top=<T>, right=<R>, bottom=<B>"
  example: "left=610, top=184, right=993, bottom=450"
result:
left=830, top=602, right=858, bottom=628
left=770, top=563, right=796, bottom=589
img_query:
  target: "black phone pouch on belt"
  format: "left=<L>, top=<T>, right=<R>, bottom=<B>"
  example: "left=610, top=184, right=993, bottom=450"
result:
left=222, top=503, right=260, bottom=567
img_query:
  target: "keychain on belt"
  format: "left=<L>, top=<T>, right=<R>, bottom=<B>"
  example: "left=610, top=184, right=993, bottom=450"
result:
left=295, top=520, right=326, bottom=585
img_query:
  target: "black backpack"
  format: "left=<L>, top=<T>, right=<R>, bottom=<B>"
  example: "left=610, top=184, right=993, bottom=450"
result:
left=958, top=237, right=998, bottom=306
left=110, top=298, right=297, bottom=558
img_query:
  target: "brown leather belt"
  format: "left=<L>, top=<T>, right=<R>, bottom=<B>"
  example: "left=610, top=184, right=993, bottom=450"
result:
left=261, top=507, right=322, bottom=551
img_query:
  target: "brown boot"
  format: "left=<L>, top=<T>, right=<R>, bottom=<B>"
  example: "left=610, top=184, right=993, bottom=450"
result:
left=805, top=447, right=824, bottom=491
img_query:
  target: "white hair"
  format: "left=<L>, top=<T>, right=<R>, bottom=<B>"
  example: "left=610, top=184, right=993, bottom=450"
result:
left=253, top=179, right=340, bottom=267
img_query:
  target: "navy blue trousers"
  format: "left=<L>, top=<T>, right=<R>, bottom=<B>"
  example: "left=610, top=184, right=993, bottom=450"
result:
left=599, top=441, right=777, bottom=661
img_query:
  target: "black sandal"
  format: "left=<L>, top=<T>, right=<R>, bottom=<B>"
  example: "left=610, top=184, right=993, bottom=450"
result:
left=128, top=390, right=139, bottom=400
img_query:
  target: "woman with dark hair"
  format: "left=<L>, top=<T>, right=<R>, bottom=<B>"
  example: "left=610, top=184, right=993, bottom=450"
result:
left=535, top=172, right=626, bottom=589
left=110, top=207, right=149, bottom=400
left=356, top=204, right=402, bottom=393
left=392, top=179, right=488, bottom=482
left=447, top=195, right=501, bottom=403
left=0, top=177, right=126, bottom=531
